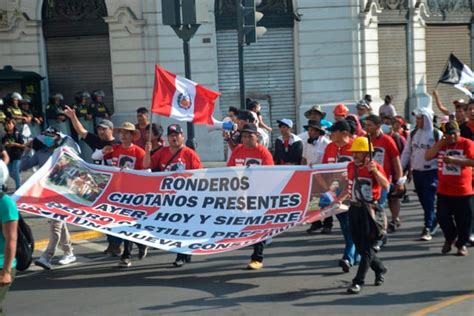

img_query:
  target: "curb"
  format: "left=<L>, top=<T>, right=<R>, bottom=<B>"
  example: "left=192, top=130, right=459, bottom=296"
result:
left=34, top=230, right=104, bottom=250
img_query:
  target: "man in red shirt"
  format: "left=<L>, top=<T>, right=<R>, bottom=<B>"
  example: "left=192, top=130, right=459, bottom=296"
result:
left=99, top=122, right=147, bottom=268
left=344, top=137, right=390, bottom=294
left=307, top=120, right=353, bottom=235
left=425, top=121, right=474, bottom=256
left=227, top=123, right=274, bottom=270
left=364, top=115, right=404, bottom=233
left=143, top=124, right=202, bottom=267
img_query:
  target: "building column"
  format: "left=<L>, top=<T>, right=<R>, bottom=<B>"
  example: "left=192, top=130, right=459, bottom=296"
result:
left=358, top=1, right=382, bottom=104
left=408, top=1, right=431, bottom=119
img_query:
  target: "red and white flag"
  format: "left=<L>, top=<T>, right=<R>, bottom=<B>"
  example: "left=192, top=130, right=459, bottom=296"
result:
left=151, top=65, right=221, bottom=125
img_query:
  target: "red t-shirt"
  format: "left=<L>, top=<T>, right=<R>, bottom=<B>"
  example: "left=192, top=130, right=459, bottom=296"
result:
left=227, top=144, right=274, bottom=167
left=436, top=137, right=474, bottom=196
left=105, top=144, right=145, bottom=170
left=151, top=146, right=202, bottom=172
left=370, top=133, right=400, bottom=181
left=322, top=139, right=354, bottom=164
left=347, top=161, right=386, bottom=202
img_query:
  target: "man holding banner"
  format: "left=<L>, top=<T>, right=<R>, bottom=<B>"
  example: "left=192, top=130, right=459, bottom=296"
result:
left=96, top=122, right=148, bottom=268
left=227, top=123, right=274, bottom=270
left=143, top=123, right=203, bottom=267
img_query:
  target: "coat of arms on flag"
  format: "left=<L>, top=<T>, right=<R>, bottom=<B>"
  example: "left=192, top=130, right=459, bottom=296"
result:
left=150, top=65, right=221, bottom=124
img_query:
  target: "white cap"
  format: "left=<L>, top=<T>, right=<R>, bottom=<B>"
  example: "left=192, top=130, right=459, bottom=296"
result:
left=277, top=118, right=293, bottom=128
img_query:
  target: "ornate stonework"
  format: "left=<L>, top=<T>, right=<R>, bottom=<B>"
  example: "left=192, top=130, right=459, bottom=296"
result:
left=379, top=0, right=409, bottom=10
left=43, top=0, right=108, bottom=22
left=426, top=0, right=472, bottom=15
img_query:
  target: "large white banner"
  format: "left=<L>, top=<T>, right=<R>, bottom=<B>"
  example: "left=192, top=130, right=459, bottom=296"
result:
left=14, top=147, right=349, bottom=255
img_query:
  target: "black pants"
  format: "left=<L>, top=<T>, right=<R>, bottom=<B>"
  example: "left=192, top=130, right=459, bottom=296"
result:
left=251, top=242, right=265, bottom=262
left=349, top=203, right=385, bottom=285
left=121, top=240, right=147, bottom=260
left=309, top=216, right=333, bottom=230
left=437, top=194, right=473, bottom=248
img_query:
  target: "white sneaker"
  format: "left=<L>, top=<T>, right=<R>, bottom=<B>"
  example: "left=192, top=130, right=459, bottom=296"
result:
left=34, top=257, right=52, bottom=270
left=58, top=253, right=77, bottom=265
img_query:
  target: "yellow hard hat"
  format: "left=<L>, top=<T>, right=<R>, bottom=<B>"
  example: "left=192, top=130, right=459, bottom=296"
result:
left=349, top=137, right=373, bottom=152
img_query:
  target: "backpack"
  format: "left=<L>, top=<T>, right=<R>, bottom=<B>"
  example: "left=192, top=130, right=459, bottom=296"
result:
left=16, top=214, right=35, bottom=271
left=0, top=192, right=34, bottom=271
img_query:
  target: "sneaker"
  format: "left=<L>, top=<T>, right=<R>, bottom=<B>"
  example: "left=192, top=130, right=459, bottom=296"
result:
left=321, top=227, right=332, bottom=234
left=468, top=235, right=474, bottom=247
left=347, top=284, right=361, bottom=294
left=442, top=241, right=453, bottom=254
left=58, top=253, right=77, bottom=265
left=173, top=259, right=185, bottom=267
left=138, top=247, right=148, bottom=260
left=338, top=259, right=351, bottom=273
left=118, top=258, right=131, bottom=268
left=375, top=267, right=387, bottom=286
left=419, top=228, right=432, bottom=241
left=34, top=257, right=52, bottom=270
left=456, top=246, right=468, bottom=256
left=247, top=260, right=263, bottom=270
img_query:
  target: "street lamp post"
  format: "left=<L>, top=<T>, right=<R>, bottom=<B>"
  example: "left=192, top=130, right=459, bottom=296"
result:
left=161, top=0, right=209, bottom=150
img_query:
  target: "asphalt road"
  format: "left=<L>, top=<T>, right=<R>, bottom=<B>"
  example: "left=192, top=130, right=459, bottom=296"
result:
left=4, top=187, right=474, bottom=316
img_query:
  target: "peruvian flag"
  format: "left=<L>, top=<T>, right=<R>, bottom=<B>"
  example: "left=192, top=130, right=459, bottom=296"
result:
left=151, top=65, right=221, bottom=125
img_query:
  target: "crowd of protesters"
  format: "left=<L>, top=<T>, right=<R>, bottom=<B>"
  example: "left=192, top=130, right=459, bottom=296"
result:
left=0, top=89, right=472, bottom=300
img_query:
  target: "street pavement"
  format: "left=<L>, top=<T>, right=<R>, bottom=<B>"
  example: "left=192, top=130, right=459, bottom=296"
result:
left=3, top=181, right=474, bottom=316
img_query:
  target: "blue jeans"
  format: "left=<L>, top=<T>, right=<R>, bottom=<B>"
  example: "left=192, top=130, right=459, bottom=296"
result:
left=8, top=160, right=21, bottom=190
left=413, top=169, right=438, bottom=230
left=336, top=212, right=360, bottom=266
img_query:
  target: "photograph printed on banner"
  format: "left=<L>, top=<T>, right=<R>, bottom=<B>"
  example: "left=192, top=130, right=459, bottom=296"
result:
left=305, top=170, right=349, bottom=221
left=43, top=152, right=112, bottom=206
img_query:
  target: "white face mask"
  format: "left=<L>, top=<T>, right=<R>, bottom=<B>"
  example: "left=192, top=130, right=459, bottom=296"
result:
left=381, top=124, right=391, bottom=134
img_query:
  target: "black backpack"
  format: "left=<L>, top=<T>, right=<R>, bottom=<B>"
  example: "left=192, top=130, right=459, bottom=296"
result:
left=0, top=192, right=34, bottom=271
left=16, top=214, right=35, bottom=271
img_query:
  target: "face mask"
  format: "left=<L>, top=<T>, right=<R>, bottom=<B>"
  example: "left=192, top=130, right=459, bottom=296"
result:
left=381, top=124, right=391, bottom=134
left=43, top=135, right=56, bottom=148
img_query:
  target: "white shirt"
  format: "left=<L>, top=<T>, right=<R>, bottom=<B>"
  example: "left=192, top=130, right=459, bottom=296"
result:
left=302, top=134, right=331, bottom=164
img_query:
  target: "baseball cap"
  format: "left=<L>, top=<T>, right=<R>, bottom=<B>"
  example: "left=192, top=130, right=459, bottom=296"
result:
left=277, top=118, right=293, bottom=128
left=241, top=123, right=259, bottom=134
left=167, top=124, right=184, bottom=135
left=443, top=121, right=460, bottom=135
left=97, top=119, right=114, bottom=129
left=327, top=120, right=351, bottom=133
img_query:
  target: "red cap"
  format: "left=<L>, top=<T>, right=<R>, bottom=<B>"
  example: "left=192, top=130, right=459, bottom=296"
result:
left=394, top=115, right=406, bottom=125
left=333, top=103, right=349, bottom=116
